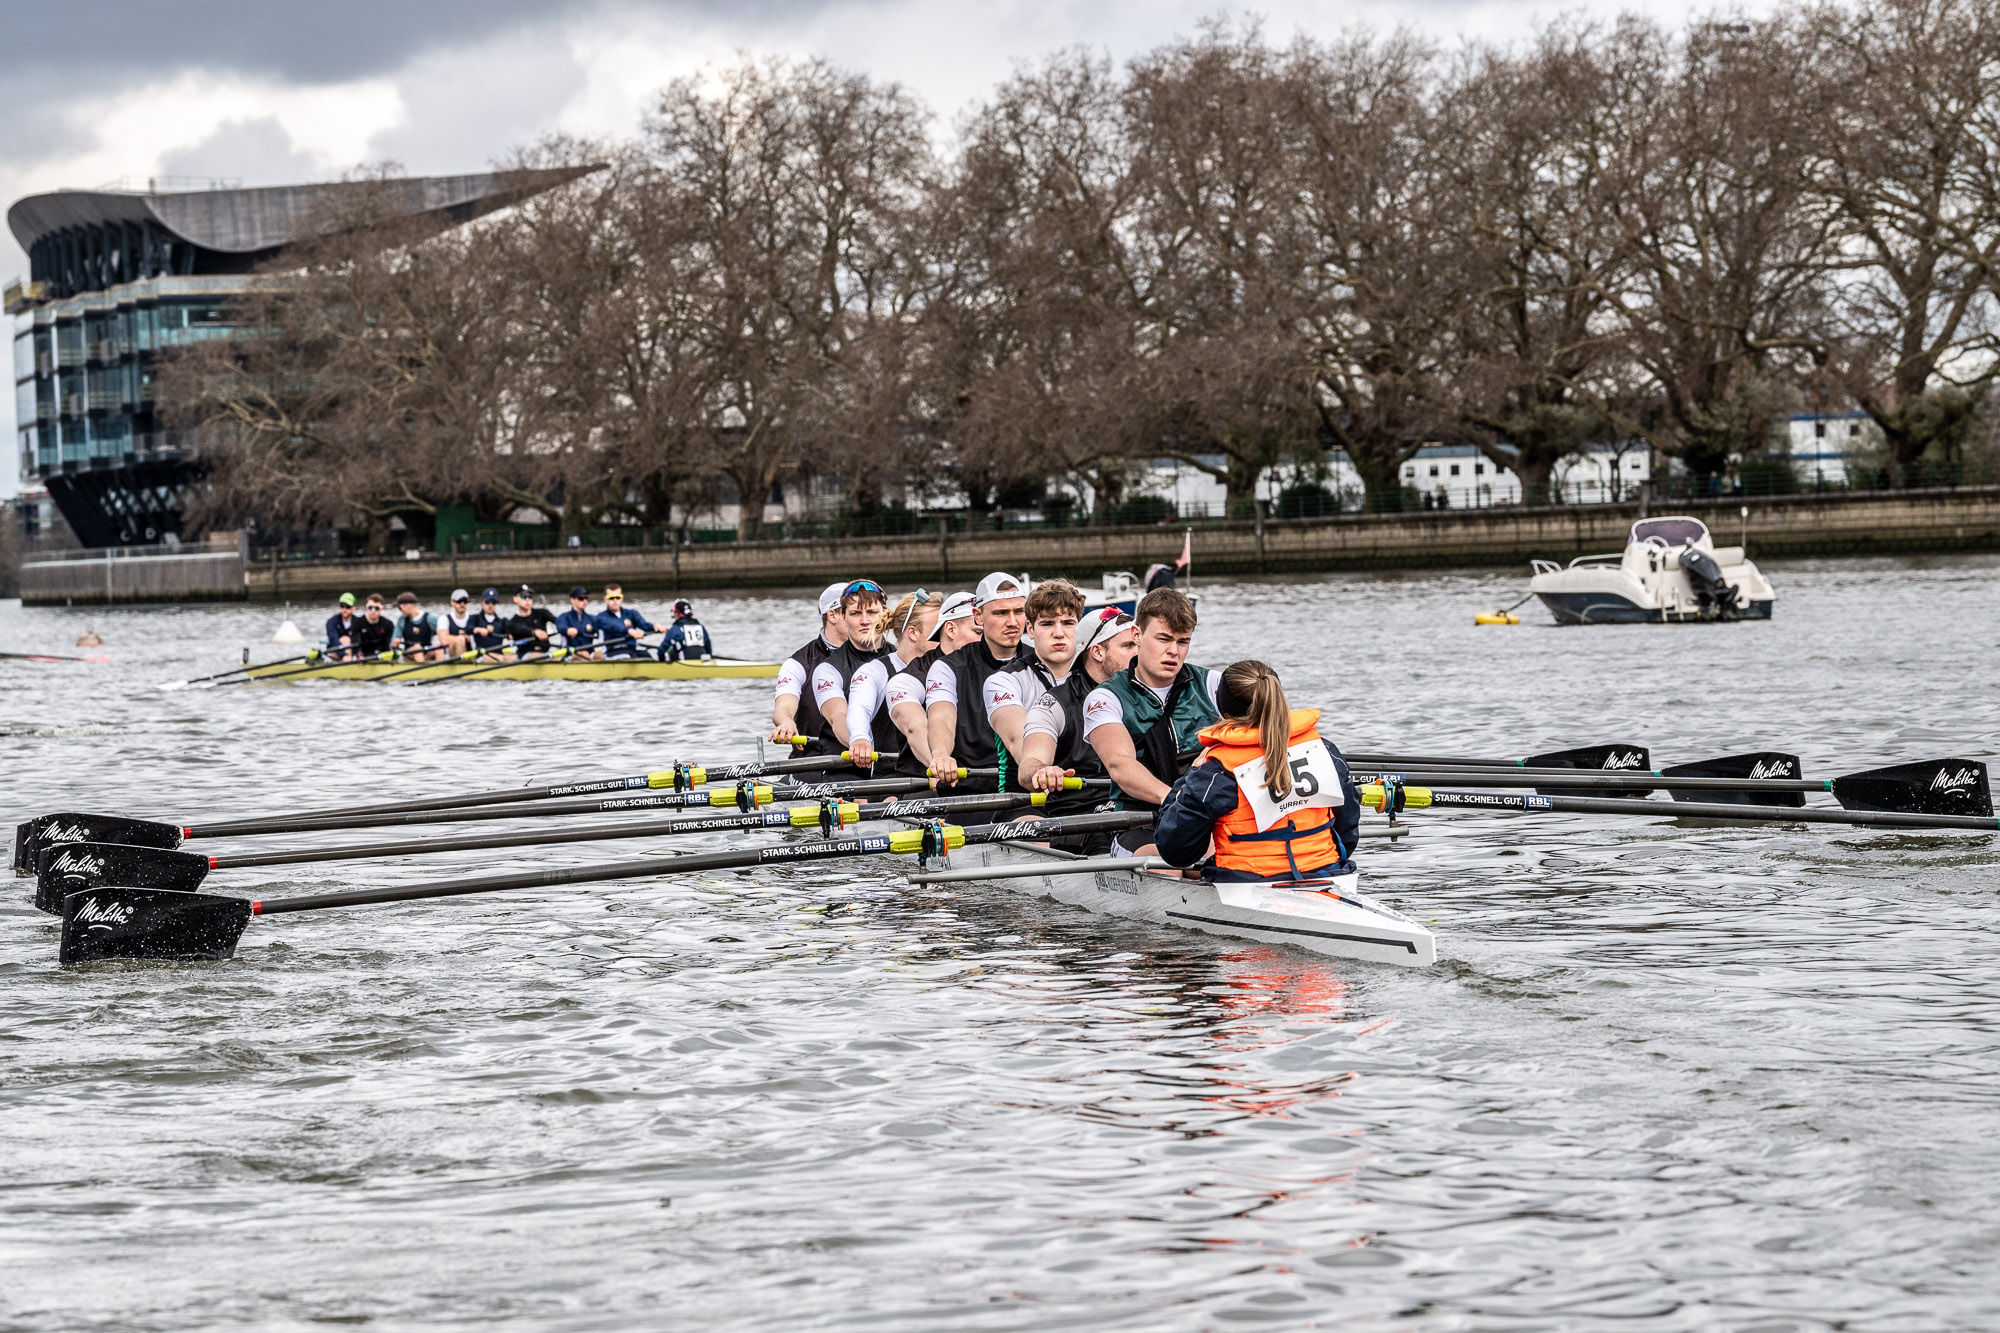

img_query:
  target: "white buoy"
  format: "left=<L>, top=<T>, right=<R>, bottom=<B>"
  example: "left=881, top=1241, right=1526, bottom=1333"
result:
left=272, top=601, right=304, bottom=643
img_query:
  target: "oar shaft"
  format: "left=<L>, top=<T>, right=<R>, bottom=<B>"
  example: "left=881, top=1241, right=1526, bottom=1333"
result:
left=1359, top=769, right=1826, bottom=793
left=1407, top=788, right=2000, bottom=831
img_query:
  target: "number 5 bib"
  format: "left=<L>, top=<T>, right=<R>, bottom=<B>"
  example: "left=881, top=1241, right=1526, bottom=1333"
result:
left=1232, top=738, right=1343, bottom=831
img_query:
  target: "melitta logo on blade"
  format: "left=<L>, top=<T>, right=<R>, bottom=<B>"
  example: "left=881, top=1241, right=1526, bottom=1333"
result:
left=40, top=823, right=94, bottom=845
left=1931, top=767, right=1979, bottom=793
left=1749, top=760, right=1794, bottom=779
left=46, top=851, right=106, bottom=878
left=1600, top=752, right=1645, bottom=770
left=986, top=820, right=1049, bottom=840
left=73, top=897, right=135, bottom=930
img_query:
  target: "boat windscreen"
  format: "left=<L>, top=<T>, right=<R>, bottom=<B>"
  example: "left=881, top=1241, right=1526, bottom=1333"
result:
left=1631, top=517, right=1709, bottom=547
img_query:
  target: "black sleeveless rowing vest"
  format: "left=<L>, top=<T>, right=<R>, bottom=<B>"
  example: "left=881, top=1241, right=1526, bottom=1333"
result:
left=889, top=646, right=944, bottom=780
left=787, top=635, right=838, bottom=753
left=814, top=642, right=893, bottom=759
left=938, top=639, right=1019, bottom=795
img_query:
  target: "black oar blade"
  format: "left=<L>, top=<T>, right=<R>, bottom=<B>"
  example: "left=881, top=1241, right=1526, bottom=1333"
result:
left=34, top=842, right=211, bottom=913
left=1832, top=759, right=1991, bottom=816
left=15, top=813, right=182, bottom=876
left=1524, top=743, right=1651, bottom=799
left=1660, top=752, right=1807, bottom=808
left=59, top=887, right=251, bottom=965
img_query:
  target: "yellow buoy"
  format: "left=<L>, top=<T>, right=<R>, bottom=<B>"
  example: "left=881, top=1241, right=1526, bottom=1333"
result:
left=1474, top=612, right=1519, bottom=625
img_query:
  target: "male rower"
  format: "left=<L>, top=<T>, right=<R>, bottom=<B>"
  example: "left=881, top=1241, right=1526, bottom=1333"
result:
left=1021, top=607, right=1139, bottom=846
left=324, top=592, right=359, bottom=660
left=349, top=594, right=395, bottom=657
left=878, top=591, right=976, bottom=780
left=596, top=584, right=657, bottom=659
left=769, top=582, right=851, bottom=748
left=501, top=585, right=557, bottom=657
left=392, top=591, right=443, bottom=662
left=555, top=586, right=603, bottom=659
left=987, top=579, right=1085, bottom=785
left=926, top=572, right=1028, bottom=804
left=1083, top=587, right=1220, bottom=854
left=439, top=589, right=474, bottom=658
left=465, top=588, right=507, bottom=654
left=661, top=599, right=714, bottom=662
left=808, top=580, right=890, bottom=769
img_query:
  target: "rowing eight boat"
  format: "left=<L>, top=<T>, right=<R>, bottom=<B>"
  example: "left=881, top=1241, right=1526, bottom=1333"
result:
left=904, top=832, right=1435, bottom=967
left=243, top=656, right=782, bottom=683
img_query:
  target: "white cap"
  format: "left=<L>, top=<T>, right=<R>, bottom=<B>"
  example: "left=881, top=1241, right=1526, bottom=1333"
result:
left=449, top=588, right=469, bottom=602
left=1075, top=606, right=1134, bottom=654
left=974, top=571, right=1025, bottom=607
left=937, top=591, right=977, bottom=623
left=818, top=582, right=848, bottom=616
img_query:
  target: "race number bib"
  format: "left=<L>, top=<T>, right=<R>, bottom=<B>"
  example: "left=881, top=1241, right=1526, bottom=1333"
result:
left=1233, top=738, right=1343, bottom=832
left=683, top=625, right=707, bottom=648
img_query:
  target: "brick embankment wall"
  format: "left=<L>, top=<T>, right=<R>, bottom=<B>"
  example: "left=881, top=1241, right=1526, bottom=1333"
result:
left=195, top=484, right=2000, bottom=603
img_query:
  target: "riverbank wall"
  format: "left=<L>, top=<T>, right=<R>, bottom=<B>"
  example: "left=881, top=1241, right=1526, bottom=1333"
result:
left=18, top=486, right=2000, bottom=605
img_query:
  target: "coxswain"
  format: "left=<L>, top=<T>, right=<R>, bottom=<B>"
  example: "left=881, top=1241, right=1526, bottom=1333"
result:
left=926, top=572, right=1028, bottom=806
left=845, top=589, right=942, bottom=769
left=555, top=586, right=603, bottom=659
left=1019, top=606, right=1140, bottom=847
left=1154, top=660, right=1361, bottom=882
left=439, top=589, right=474, bottom=658
left=349, top=594, right=396, bottom=657
left=501, top=585, right=557, bottom=657
left=596, top=585, right=657, bottom=659
left=465, top=589, right=507, bottom=653
left=324, top=592, right=359, bottom=660
left=1082, top=587, right=1219, bottom=854
left=769, top=582, right=852, bottom=747
left=392, top=592, right=443, bottom=662
left=661, top=598, right=714, bottom=662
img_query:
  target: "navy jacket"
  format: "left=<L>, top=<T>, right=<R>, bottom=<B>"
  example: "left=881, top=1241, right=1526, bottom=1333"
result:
left=594, top=607, right=656, bottom=656
left=554, top=607, right=601, bottom=650
left=1154, top=742, right=1362, bottom=881
left=663, top=617, right=715, bottom=662
left=324, top=611, right=358, bottom=651
left=465, top=610, right=505, bottom=651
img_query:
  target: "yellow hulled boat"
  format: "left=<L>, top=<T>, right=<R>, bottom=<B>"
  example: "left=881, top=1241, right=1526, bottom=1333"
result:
left=245, top=655, right=781, bottom=684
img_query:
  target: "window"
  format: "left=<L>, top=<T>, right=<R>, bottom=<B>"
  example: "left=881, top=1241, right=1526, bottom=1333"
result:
left=1814, top=421, right=1826, bottom=438
left=1449, top=463, right=1460, bottom=476
left=1403, top=466, right=1415, bottom=479
left=1629, top=459, right=1643, bottom=470
left=1474, top=463, right=1485, bottom=475
left=1428, top=464, right=1439, bottom=477
left=1850, top=423, right=1861, bottom=437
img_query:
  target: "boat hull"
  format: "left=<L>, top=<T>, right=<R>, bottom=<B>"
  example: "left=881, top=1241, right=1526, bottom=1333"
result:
left=929, top=838, right=1435, bottom=967
left=1534, top=591, right=1776, bottom=625
left=244, top=656, right=781, bottom=683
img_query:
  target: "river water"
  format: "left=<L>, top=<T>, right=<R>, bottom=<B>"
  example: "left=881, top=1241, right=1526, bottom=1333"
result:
left=2, top=558, right=1996, bottom=1331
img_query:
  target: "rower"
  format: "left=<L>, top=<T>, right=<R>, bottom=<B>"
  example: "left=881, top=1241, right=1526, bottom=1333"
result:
left=501, top=585, right=557, bottom=657
left=465, top=589, right=507, bottom=653
left=596, top=584, right=657, bottom=659
left=1154, top=660, right=1361, bottom=883
left=350, top=594, right=395, bottom=657
left=808, top=580, right=890, bottom=769
left=769, top=582, right=851, bottom=747
left=926, top=572, right=1028, bottom=806
left=324, top=593, right=358, bottom=660
left=988, top=578, right=1085, bottom=785
left=1020, top=606, right=1139, bottom=847
left=392, top=592, right=443, bottom=662
left=880, top=591, right=976, bottom=780
left=661, top=598, right=714, bottom=662
left=555, top=586, right=603, bottom=659
left=1083, top=587, right=1219, bottom=854
left=439, top=589, right=474, bottom=658
left=846, top=590, right=942, bottom=768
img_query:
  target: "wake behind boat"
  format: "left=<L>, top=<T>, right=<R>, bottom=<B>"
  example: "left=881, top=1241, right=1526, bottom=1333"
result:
left=1528, top=516, right=1776, bottom=625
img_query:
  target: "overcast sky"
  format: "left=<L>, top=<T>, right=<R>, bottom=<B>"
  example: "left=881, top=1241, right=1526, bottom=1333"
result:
left=1, top=0, right=1756, bottom=500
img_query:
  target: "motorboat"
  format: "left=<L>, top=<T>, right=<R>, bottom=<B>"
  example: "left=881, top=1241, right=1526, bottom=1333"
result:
left=1529, top=516, right=1775, bottom=625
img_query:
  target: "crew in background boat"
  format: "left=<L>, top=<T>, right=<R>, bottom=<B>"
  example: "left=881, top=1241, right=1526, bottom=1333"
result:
left=1154, top=660, right=1361, bottom=883
left=1021, top=606, right=1140, bottom=849
left=501, top=585, right=556, bottom=658
left=769, top=582, right=852, bottom=747
left=845, top=590, right=943, bottom=769
left=439, top=589, right=474, bottom=658
left=1084, top=588, right=1220, bottom=854
left=556, top=586, right=603, bottom=659
left=595, top=585, right=656, bottom=659
left=926, top=572, right=1029, bottom=809
left=349, top=594, right=396, bottom=658
left=466, top=589, right=507, bottom=654
left=324, top=593, right=359, bottom=660
left=660, top=599, right=713, bottom=662
left=807, top=580, right=890, bottom=770
left=392, top=592, right=444, bottom=662
left=879, top=591, right=978, bottom=780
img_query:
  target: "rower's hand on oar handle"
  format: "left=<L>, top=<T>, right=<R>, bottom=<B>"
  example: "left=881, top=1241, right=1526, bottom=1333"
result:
left=1028, top=765, right=1076, bottom=793
left=1362, top=783, right=1432, bottom=812
left=849, top=737, right=875, bottom=768
left=927, top=757, right=960, bottom=788
left=767, top=722, right=799, bottom=743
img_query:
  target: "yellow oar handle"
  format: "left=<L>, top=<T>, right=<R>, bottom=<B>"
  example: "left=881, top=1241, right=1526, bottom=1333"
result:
left=884, top=824, right=966, bottom=855
left=1361, top=783, right=1433, bottom=810
left=788, top=802, right=859, bottom=827
left=924, top=767, right=971, bottom=778
left=705, top=785, right=772, bottom=807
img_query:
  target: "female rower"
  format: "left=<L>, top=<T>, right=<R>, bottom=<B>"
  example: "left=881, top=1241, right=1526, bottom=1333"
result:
left=1153, top=659, right=1362, bottom=883
left=845, top=589, right=943, bottom=768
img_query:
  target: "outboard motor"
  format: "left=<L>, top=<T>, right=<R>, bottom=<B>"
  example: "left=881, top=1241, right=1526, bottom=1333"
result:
left=1679, top=544, right=1742, bottom=620
left=1143, top=562, right=1177, bottom=592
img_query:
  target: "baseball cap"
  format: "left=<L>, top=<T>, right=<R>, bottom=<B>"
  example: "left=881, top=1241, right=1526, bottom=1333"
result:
left=482, top=587, right=499, bottom=601
left=818, top=582, right=848, bottom=616
left=569, top=585, right=589, bottom=599
left=337, top=593, right=356, bottom=607
left=974, top=571, right=1024, bottom=607
left=1075, top=606, right=1134, bottom=654
left=449, top=588, right=469, bottom=601
left=516, top=584, right=534, bottom=598
left=937, top=591, right=977, bottom=624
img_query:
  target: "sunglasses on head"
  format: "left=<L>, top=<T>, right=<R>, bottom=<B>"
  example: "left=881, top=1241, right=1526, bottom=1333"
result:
left=899, top=588, right=928, bottom=633
left=844, top=579, right=883, bottom=598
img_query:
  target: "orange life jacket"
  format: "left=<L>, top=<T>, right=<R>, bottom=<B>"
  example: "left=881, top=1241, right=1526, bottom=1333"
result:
left=1196, top=708, right=1345, bottom=881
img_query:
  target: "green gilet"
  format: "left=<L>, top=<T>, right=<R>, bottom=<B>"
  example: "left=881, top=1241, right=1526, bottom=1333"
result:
left=1099, top=662, right=1219, bottom=810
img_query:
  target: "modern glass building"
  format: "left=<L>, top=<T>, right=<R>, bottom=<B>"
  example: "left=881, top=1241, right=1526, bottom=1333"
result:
left=7, top=170, right=591, bottom=546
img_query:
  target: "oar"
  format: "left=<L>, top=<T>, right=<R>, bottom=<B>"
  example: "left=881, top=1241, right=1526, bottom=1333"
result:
left=0, top=650, right=112, bottom=663
left=1362, top=783, right=2000, bottom=831
left=361, top=639, right=539, bottom=683
left=224, top=649, right=402, bottom=686
left=55, top=810, right=1152, bottom=963
left=32, top=784, right=1101, bottom=906
left=405, top=645, right=571, bottom=686
left=1344, top=742, right=1651, bottom=771
left=1355, top=757, right=1989, bottom=816
left=165, top=651, right=319, bottom=690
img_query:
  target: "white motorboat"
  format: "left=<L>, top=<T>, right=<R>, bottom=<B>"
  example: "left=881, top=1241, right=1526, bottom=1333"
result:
left=1529, top=515, right=1775, bottom=625
left=903, top=836, right=1435, bottom=968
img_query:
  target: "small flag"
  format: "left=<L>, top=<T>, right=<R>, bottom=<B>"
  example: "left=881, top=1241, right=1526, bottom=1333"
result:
left=1174, top=530, right=1191, bottom=569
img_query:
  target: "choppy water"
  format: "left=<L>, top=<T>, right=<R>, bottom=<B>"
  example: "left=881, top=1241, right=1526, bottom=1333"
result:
left=2, top=559, right=1997, bottom=1331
